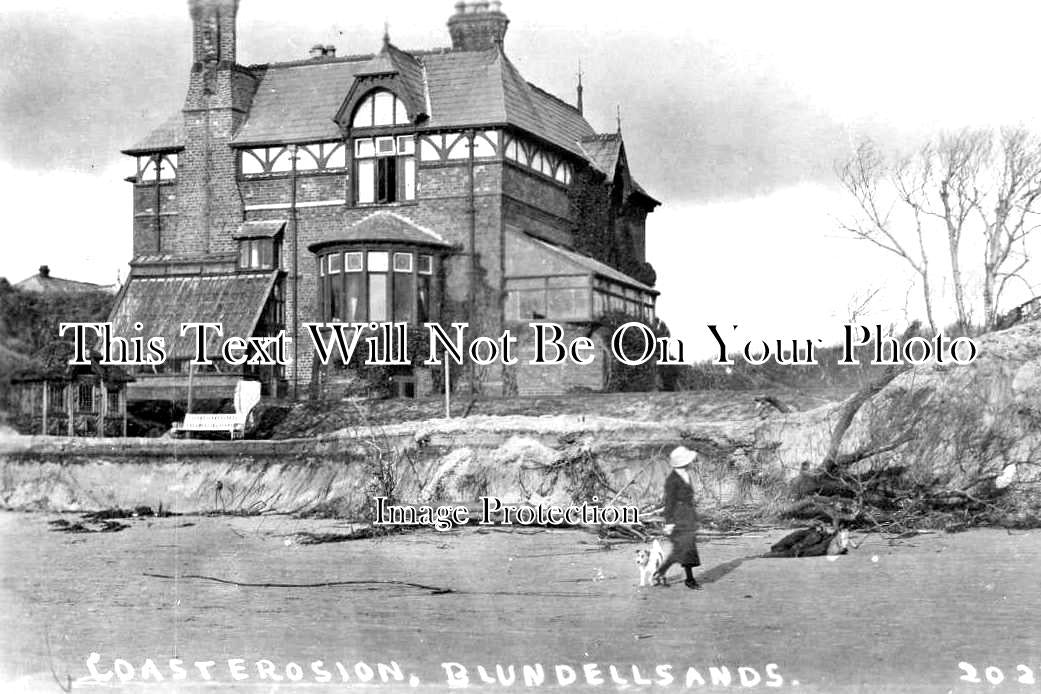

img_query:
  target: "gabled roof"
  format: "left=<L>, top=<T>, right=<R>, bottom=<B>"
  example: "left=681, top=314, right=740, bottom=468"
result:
left=307, top=211, right=452, bottom=251
left=123, top=46, right=656, bottom=202
left=109, top=271, right=278, bottom=359
left=335, top=41, right=429, bottom=126
left=580, top=133, right=659, bottom=206
left=227, top=47, right=596, bottom=154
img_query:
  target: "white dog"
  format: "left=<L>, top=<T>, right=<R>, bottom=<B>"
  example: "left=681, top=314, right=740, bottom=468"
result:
left=635, top=538, right=669, bottom=586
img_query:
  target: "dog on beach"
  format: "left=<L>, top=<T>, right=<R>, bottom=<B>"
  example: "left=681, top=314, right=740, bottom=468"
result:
left=635, top=538, right=670, bottom=586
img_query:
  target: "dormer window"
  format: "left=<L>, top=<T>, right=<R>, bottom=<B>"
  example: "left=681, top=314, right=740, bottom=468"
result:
left=352, top=90, right=410, bottom=128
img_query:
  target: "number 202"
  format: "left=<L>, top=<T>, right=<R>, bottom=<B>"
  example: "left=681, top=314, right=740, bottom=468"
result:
left=958, top=662, right=1036, bottom=685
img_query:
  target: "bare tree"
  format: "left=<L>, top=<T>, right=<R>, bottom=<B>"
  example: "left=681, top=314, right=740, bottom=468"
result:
left=838, top=128, right=1041, bottom=331
left=838, top=140, right=938, bottom=332
left=976, top=128, right=1041, bottom=328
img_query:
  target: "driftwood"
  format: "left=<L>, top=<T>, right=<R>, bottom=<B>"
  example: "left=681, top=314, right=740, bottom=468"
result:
left=822, top=365, right=909, bottom=473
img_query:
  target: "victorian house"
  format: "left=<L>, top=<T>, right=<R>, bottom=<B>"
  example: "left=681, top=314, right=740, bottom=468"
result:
left=111, top=0, right=660, bottom=401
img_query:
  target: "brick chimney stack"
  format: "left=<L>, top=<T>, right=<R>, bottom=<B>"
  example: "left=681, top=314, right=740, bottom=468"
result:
left=447, top=1, right=509, bottom=52
left=188, top=0, right=238, bottom=67
left=180, top=0, right=255, bottom=257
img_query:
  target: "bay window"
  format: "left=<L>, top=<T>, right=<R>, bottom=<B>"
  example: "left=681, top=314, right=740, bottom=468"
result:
left=319, top=248, right=434, bottom=324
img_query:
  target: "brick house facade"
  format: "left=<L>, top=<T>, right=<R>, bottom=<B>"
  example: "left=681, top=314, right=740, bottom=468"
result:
left=112, top=0, right=660, bottom=401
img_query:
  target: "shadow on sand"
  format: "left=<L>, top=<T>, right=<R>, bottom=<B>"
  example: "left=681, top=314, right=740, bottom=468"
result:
left=697, top=555, right=761, bottom=584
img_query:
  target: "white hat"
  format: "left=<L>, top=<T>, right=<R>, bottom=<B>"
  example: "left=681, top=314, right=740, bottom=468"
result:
left=670, top=446, right=697, bottom=468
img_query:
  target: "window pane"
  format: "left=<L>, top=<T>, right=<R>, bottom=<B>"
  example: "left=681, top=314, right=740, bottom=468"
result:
left=327, top=253, right=341, bottom=273
left=418, top=255, right=433, bottom=274
left=357, top=160, right=375, bottom=203
left=548, top=288, right=589, bottom=320
left=373, top=91, right=394, bottom=125
left=418, top=275, right=431, bottom=322
left=397, top=136, right=415, bottom=155
left=78, top=384, right=94, bottom=411
left=404, top=157, right=416, bottom=200
left=345, top=252, right=363, bottom=272
left=318, top=255, right=325, bottom=276
left=393, top=252, right=412, bottom=272
left=330, top=274, right=345, bottom=322
left=240, top=243, right=250, bottom=268
left=394, top=96, right=409, bottom=125
left=250, top=242, right=261, bottom=268
left=367, top=252, right=389, bottom=272
left=353, top=97, right=373, bottom=128
left=260, top=240, right=273, bottom=268
left=517, top=290, right=546, bottom=319
left=368, top=273, right=388, bottom=321
left=394, top=271, right=414, bottom=322
left=345, top=273, right=364, bottom=322
left=376, top=158, right=397, bottom=203
left=356, top=138, right=376, bottom=158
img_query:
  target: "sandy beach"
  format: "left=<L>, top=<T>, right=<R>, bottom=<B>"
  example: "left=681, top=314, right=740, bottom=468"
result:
left=1, top=511, right=1039, bottom=693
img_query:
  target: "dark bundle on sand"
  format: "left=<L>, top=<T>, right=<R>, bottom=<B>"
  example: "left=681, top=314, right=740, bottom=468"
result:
left=762, top=525, right=841, bottom=558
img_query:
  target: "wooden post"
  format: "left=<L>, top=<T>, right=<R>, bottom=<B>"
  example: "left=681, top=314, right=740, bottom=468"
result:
left=41, top=382, right=48, bottom=435
left=444, top=359, right=451, bottom=419
left=121, top=389, right=128, bottom=438
left=66, top=383, right=74, bottom=437
left=97, top=379, right=106, bottom=438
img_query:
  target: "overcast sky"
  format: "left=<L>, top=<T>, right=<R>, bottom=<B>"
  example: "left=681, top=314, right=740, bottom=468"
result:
left=3, top=0, right=1041, bottom=356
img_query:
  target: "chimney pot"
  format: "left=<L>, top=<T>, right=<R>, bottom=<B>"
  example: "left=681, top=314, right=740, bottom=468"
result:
left=309, top=43, right=326, bottom=58
left=448, top=0, right=509, bottom=51
left=39, top=265, right=50, bottom=278
left=324, top=44, right=336, bottom=57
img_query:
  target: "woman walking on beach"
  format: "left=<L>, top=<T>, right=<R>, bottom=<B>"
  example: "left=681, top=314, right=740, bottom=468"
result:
left=653, top=446, right=702, bottom=589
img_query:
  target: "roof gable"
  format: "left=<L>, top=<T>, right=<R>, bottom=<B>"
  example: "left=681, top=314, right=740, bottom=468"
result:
left=334, top=42, right=429, bottom=127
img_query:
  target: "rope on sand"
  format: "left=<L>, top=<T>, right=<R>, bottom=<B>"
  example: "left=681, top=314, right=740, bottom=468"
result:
left=143, top=572, right=454, bottom=595
left=143, top=573, right=603, bottom=598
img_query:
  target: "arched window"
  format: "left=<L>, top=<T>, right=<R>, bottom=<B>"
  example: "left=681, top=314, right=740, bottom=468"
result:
left=351, top=90, right=415, bottom=205
left=352, top=90, right=410, bottom=128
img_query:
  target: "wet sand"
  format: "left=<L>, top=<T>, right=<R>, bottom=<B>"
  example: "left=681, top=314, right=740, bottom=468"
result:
left=1, top=512, right=1039, bottom=693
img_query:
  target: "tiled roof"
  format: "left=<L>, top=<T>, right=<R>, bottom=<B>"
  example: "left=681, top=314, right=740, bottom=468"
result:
left=109, top=271, right=278, bottom=359
left=505, top=232, right=656, bottom=294
left=307, top=211, right=452, bottom=251
left=579, top=133, right=622, bottom=176
left=580, top=133, right=659, bottom=204
left=233, top=60, right=361, bottom=145
left=350, top=42, right=428, bottom=120
left=123, top=46, right=656, bottom=201
left=123, top=113, right=185, bottom=155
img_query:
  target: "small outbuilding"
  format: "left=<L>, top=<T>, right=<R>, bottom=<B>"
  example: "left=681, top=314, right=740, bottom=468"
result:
left=7, top=343, right=133, bottom=437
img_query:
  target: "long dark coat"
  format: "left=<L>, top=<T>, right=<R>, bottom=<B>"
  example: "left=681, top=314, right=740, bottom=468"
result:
left=663, top=469, right=700, bottom=567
